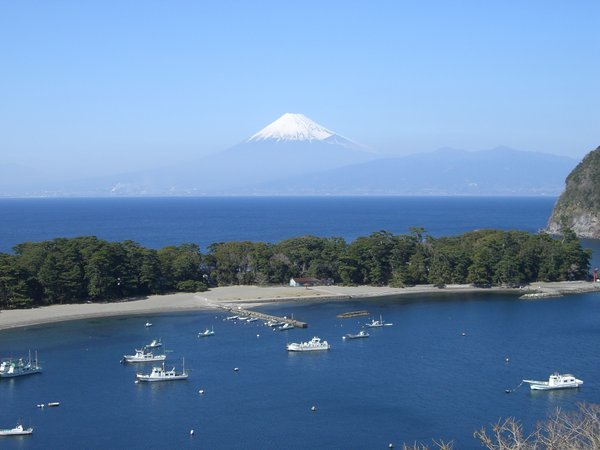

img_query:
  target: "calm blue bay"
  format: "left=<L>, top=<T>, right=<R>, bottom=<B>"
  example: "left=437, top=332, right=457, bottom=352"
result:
left=1, top=196, right=599, bottom=449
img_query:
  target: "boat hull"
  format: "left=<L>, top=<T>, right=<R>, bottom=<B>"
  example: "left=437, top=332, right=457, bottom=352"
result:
left=0, top=368, right=42, bottom=378
left=136, top=374, right=188, bottom=382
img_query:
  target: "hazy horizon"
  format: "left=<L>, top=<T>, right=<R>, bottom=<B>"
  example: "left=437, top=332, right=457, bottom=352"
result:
left=2, top=1, right=599, bottom=181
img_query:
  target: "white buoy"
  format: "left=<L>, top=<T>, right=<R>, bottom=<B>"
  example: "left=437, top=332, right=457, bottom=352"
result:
left=505, top=357, right=510, bottom=363
left=190, top=429, right=194, bottom=436
left=198, top=389, right=204, bottom=395
left=134, top=380, right=139, bottom=384
left=37, top=404, right=45, bottom=408
left=311, top=405, right=316, bottom=412
left=256, top=334, right=260, bottom=338
left=389, top=444, right=394, bottom=449
left=234, top=367, right=239, bottom=372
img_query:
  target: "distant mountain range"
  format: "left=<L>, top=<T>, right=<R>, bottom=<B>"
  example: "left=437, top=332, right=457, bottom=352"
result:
left=2, top=113, right=578, bottom=197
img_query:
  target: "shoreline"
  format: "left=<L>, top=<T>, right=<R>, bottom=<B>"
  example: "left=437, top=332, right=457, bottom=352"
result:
left=0, top=281, right=598, bottom=332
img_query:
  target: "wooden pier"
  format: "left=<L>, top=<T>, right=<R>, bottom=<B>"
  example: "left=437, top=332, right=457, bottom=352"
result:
left=220, top=306, right=308, bottom=328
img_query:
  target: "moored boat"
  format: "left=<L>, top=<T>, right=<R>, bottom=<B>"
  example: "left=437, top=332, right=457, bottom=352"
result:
left=278, top=323, right=294, bottom=331
left=0, top=424, right=33, bottom=436
left=198, top=327, right=215, bottom=337
left=145, top=322, right=152, bottom=327
left=145, top=338, right=162, bottom=349
left=136, top=360, right=189, bottom=382
left=365, top=314, right=393, bottom=328
left=122, top=348, right=166, bottom=363
left=0, top=351, right=42, bottom=378
left=343, top=330, right=370, bottom=340
left=523, top=372, right=583, bottom=390
left=286, top=336, right=330, bottom=352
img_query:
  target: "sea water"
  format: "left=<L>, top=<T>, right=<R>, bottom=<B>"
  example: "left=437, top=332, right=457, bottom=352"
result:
left=0, top=196, right=599, bottom=449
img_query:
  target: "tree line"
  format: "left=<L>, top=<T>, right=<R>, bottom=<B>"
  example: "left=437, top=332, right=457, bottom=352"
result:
left=0, top=227, right=591, bottom=308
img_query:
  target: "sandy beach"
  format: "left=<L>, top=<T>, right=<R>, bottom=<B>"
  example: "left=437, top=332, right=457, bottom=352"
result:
left=0, top=281, right=598, bottom=331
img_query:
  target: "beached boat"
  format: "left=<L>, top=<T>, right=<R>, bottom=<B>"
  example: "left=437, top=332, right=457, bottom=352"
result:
left=0, top=351, right=42, bottom=378
left=286, top=336, right=330, bottom=352
left=365, top=314, right=393, bottom=328
left=343, top=330, right=370, bottom=340
left=136, top=360, right=188, bottom=382
left=198, top=327, right=215, bottom=337
left=145, top=338, right=162, bottom=349
left=278, top=323, right=294, bottom=331
left=523, top=372, right=583, bottom=390
left=0, top=424, right=33, bottom=436
left=122, top=348, right=166, bottom=363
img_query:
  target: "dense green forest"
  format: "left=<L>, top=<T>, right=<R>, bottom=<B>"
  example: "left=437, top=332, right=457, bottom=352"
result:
left=0, top=228, right=591, bottom=308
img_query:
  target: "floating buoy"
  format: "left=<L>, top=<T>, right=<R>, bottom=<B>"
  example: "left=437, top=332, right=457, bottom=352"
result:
left=190, top=429, right=194, bottom=436
left=389, top=444, right=394, bottom=449
left=461, top=332, right=467, bottom=336
left=135, top=380, right=139, bottom=384
left=37, top=404, right=44, bottom=408
left=198, top=389, right=204, bottom=395
left=256, top=334, right=260, bottom=338
left=311, top=405, right=316, bottom=412
left=234, top=367, right=239, bottom=372
left=505, top=357, right=510, bottom=363
left=505, top=389, right=511, bottom=394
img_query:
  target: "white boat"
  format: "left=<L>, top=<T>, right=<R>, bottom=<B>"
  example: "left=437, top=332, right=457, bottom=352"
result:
left=225, top=315, right=239, bottom=321
left=145, top=338, right=162, bottom=349
left=523, top=372, right=583, bottom=390
left=365, top=314, right=393, bottom=328
left=286, top=336, right=330, bottom=352
left=0, top=424, right=33, bottom=436
left=246, top=317, right=258, bottom=323
left=136, top=360, right=188, bottom=382
left=0, top=351, right=42, bottom=378
left=278, top=323, right=294, bottom=331
left=265, top=320, right=284, bottom=327
left=145, top=322, right=152, bottom=327
left=343, top=330, right=370, bottom=340
left=198, top=327, right=215, bottom=337
left=122, top=348, right=166, bottom=363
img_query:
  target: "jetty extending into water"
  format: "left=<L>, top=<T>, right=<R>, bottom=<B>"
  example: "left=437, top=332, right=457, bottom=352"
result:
left=220, top=306, right=308, bottom=328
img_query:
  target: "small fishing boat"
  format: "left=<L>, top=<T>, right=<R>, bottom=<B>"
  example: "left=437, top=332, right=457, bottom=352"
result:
left=198, top=327, right=215, bottom=337
left=136, top=360, right=189, bottom=382
left=0, top=424, right=33, bottom=436
left=278, top=323, right=294, bottom=331
left=145, top=322, right=153, bottom=327
left=343, top=330, right=370, bottom=340
left=47, top=402, right=60, bottom=407
left=265, top=320, right=284, bottom=327
left=365, top=314, right=393, bottom=328
left=225, top=315, right=239, bottom=321
left=145, top=338, right=162, bottom=349
left=122, top=348, right=166, bottom=363
left=286, top=336, right=330, bottom=352
left=523, top=372, right=583, bottom=390
left=246, top=317, right=258, bottom=323
left=0, top=351, right=42, bottom=378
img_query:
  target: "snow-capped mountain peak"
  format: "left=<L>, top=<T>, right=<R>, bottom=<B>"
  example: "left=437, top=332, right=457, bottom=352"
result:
left=247, top=113, right=338, bottom=143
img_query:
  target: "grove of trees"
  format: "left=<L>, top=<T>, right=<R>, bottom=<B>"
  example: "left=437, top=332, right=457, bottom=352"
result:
left=0, top=227, right=591, bottom=308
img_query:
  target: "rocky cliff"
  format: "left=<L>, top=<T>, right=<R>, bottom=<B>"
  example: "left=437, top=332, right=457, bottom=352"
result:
left=547, top=146, right=600, bottom=238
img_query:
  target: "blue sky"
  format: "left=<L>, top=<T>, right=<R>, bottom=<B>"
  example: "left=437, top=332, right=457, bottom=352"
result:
left=1, top=1, right=598, bottom=177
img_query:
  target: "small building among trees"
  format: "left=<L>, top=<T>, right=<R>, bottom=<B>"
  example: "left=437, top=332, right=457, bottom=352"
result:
left=289, top=277, right=321, bottom=287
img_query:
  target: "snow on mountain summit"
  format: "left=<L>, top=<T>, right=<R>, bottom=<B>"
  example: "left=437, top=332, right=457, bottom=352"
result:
left=248, top=113, right=341, bottom=143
